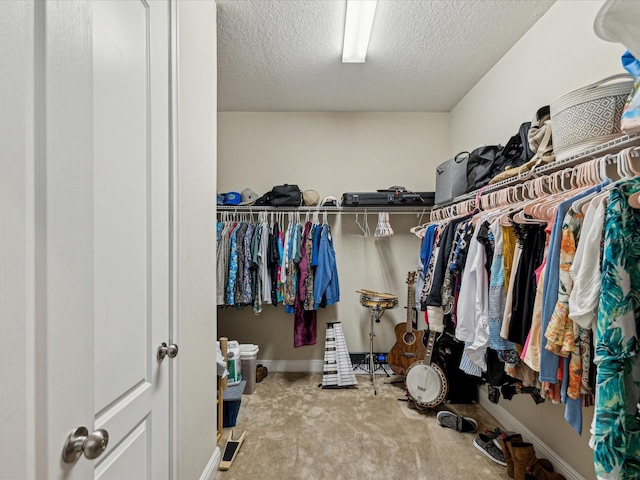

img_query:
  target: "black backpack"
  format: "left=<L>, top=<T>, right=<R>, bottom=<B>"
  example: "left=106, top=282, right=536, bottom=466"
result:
left=256, top=184, right=303, bottom=207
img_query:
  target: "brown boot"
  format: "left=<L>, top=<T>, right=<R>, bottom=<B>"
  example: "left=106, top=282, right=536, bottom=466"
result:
left=502, top=436, right=554, bottom=475
left=499, top=433, right=523, bottom=478
left=528, top=460, right=566, bottom=480
left=510, top=442, right=565, bottom=480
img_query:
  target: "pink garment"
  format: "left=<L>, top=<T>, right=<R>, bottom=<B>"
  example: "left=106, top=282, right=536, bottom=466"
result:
left=294, top=222, right=317, bottom=347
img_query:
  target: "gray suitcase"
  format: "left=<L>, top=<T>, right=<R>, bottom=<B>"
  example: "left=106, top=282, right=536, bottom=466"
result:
left=434, top=152, right=469, bottom=205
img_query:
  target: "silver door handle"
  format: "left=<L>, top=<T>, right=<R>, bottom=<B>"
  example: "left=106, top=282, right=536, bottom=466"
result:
left=62, top=426, right=109, bottom=463
left=157, top=342, right=179, bottom=360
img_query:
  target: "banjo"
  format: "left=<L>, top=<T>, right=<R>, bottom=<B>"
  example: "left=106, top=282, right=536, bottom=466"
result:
left=405, top=328, right=448, bottom=410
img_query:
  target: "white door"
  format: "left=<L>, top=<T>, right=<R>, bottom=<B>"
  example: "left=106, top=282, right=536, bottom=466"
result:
left=33, top=1, right=174, bottom=478
left=91, top=0, right=172, bottom=478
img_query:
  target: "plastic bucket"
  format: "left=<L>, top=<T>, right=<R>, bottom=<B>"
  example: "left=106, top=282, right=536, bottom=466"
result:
left=240, top=344, right=259, bottom=394
left=225, top=340, right=242, bottom=386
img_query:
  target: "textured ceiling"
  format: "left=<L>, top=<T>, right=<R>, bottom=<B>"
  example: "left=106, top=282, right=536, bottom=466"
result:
left=217, top=0, right=556, bottom=112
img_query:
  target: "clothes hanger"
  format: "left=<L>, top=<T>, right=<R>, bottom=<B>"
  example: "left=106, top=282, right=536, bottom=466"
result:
left=497, top=186, right=533, bottom=226
left=623, top=147, right=640, bottom=208
left=538, top=169, right=580, bottom=221
left=374, top=212, right=385, bottom=237
left=512, top=174, right=557, bottom=224
left=409, top=210, right=429, bottom=237
left=570, top=157, right=604, bottom=214
left=353, top=213, right=367, bottom=237
left=626, top=147, right=640, bottom=175
left=523, top=175, right=552, bottom=219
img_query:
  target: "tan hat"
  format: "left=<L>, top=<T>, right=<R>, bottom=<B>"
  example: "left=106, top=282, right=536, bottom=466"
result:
left=303, top=190, right=320, bottom=206
left=239, top=188, right=259, bottom=205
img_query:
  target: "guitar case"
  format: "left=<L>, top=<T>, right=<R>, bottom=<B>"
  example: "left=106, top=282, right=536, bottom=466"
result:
left=432, top=332, right=480, bottom=404
left=342, top=188, right=435, bottom=207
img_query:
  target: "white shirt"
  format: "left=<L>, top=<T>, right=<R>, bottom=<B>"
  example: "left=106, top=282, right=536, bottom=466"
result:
left=568, top=193, right=607, bottom=330
left=456, top=219, right=488, bottom=343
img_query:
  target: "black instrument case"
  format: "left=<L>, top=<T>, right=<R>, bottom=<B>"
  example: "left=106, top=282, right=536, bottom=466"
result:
left=341, top=189, right=434, bottom=207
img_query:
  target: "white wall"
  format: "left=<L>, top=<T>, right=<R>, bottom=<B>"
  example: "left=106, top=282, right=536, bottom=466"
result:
left=217, top=112, right=448, bottom=360
left=1, top=2, right=33, bottom=478
left=451, top=2, right=625, bottom=479
left=451, top=0, right=626, bottom=152
left=177, top=2, right=218, bottom=479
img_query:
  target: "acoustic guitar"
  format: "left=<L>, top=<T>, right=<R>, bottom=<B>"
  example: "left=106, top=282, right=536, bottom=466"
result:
left=388, top=272, right=427, bottom=376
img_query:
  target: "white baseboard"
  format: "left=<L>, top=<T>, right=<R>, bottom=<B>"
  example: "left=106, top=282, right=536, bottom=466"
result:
left=478, top=389, right=586, bottom=480
left=259, top=359, right=324, bottom=373
left=198, top=447, right=221, bottom=480
left=258, top=359, right=394, bottom=375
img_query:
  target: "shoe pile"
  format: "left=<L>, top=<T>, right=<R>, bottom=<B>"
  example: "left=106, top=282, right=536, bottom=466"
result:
left=495, top=432, right=566, bottom=480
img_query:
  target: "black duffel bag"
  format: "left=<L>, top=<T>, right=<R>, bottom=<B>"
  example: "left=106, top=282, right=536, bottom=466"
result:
left=465, top=122, right=534, bottom=192
left=264, top=184, right=303, bottom=206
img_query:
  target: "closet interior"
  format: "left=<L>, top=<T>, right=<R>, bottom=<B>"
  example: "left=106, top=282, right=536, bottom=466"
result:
left=215, top=2, right=640, bottom=479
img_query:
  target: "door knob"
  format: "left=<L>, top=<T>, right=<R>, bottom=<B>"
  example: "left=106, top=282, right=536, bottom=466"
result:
left=62, top=426, right=109, bottom=463
left=157, top=342, right=179, bottom=360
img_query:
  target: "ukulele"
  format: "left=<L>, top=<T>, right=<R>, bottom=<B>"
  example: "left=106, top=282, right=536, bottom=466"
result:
left=388, top=272, right=427, bottom=376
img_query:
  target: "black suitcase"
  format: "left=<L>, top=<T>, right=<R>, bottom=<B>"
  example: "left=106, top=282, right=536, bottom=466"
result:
left=341, top=189, right=434, bottom=207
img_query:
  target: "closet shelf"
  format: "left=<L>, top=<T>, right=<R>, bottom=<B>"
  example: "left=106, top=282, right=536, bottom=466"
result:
left=433, top=132, right=640, bottom=209
left=217, top=205, right=432, bottom=214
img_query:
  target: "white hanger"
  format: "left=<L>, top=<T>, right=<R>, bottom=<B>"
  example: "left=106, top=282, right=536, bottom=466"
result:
left=624, top=147, right=640, bottom=208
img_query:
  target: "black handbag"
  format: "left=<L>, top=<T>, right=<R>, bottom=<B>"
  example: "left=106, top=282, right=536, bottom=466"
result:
left=265, top=184, right=302, bottom=206
left=493, top=122, right=534, bottom=174
left=465, top=145, right=503, bottom=192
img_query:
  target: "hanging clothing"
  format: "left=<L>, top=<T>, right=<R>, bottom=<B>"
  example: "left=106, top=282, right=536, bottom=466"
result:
left=593, top=179, right=640, bottom=480
left=313, top=223, right=340, bottom=309
left=502, top=225, right=517, bottom=292
left=487, top=218, right=518, bottom=360
left=216, top=221, right=232, bottom=306
left=216, top=213, right=339, bottom=349
left=420, top=154, right=640, bottom=472
left=226, top=222, right=241, bottom=306
left=508, top=223, right=546, bottom=347
left=539, top=185, right=603, bottom=384
left=259, top=220, right=272, bottom=305
left=569, top=193, right=608, bottom=330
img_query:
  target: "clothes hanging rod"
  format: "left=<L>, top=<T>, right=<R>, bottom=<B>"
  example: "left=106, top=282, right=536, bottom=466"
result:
left=432, top=133, right=640, bottom=210
left=430, top=142, right=640, bottom=222
left=216, top=205, right=431, bottom=215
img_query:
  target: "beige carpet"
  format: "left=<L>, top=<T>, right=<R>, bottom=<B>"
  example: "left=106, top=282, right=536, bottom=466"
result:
left=216, top=372, right=511, bottom=480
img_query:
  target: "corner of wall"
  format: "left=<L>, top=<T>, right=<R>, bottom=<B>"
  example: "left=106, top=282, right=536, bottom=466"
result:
left=176, top=1, right=218, bottom=479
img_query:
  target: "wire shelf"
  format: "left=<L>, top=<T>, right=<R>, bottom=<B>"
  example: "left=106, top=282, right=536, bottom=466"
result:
left=432, top=133, right=640, bottom=209
left=216, top=205, right=432, bottom=215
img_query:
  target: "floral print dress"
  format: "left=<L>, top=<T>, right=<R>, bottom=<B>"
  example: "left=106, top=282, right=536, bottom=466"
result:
left=594, top=178, right=640, bottom=480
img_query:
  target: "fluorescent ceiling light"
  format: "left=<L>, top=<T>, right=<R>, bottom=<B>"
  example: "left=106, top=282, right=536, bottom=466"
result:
left=342, top=0, right=377, bottom=63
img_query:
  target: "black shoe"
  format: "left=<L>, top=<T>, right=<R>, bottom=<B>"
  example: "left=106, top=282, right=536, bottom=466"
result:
left=436, top=410, right=477, bottom=433
left=473, top=433, right=507, bottom=466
